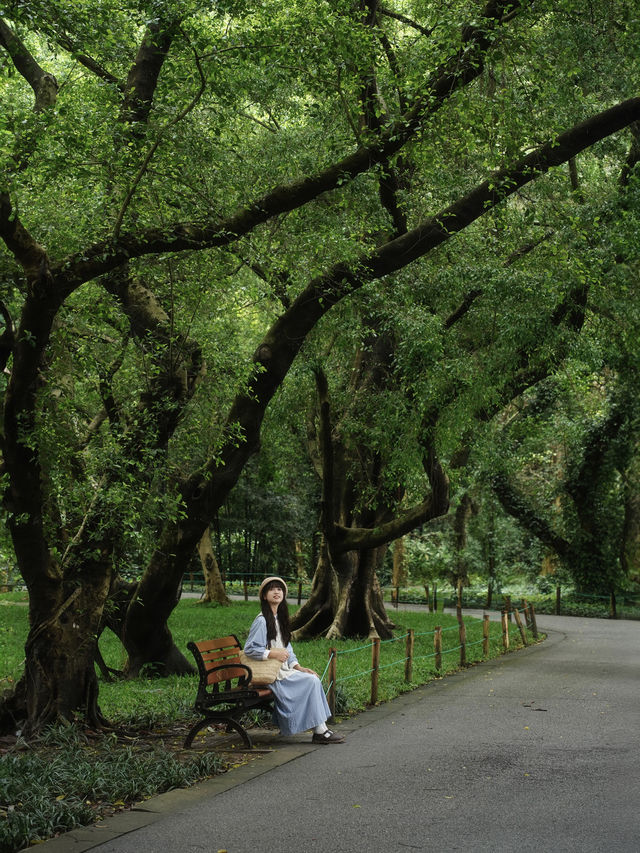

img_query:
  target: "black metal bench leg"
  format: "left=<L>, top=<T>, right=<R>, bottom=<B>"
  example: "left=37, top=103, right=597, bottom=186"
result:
left=184, top=716, right=212, bottom=749
left=225, top=717, right=253, bottom=748
left=184, top=715, right=254, bottom=749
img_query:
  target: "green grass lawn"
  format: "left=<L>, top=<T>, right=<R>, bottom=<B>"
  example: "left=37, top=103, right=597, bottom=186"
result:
left=2, top=594, right=529, bottom=725
left=84, top=598, right=527, bottom=724
left=0, top=593, right=535, bottom=852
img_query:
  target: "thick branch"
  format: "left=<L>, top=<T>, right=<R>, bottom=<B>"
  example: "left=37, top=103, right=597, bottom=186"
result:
left=314, top=368, right=337, bottom=541
left=335, top=424, right=451, bottom=552
left=55, top=33, right=122, bottom=89
left=113, top=33, right=206, bottom=236
left=176, top=97, right=640, bottom=538
left=491, top=471, right=571, bottom=559
left=121, top=20, right=177, bottom=127
left=565, top=399, right=626, bottom=507
left=56, top=0, right=523, bottom=289
left=378, top=5, right=434, bottom=37
left=0, top=192, right=50, bottom=282
left=334, top=495, right=442, bottom=551
left=620, top=121, right=640, bottom=188
left=0, top=17, right=58, bottom=110
left=59, top=95, right=640, bottom=299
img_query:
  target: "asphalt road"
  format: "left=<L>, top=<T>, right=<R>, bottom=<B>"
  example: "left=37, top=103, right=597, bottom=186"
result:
left=38, top=613, right=640, bottom=853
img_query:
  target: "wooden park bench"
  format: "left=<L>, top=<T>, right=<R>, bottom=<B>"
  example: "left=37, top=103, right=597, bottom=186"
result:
left=184, top=635, right=274, bottom=749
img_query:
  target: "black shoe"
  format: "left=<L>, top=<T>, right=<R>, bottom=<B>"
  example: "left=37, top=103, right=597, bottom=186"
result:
left=312, top=730, right=345, bottom=744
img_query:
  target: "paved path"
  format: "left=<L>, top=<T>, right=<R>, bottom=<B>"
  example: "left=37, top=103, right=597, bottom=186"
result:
left=39, top=614, right=640, bottom=853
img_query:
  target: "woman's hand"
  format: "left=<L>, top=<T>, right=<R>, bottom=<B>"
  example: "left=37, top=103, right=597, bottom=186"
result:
left=268, top=648, right=290, bottom=663
left=294, top=665, right=318, bottom=677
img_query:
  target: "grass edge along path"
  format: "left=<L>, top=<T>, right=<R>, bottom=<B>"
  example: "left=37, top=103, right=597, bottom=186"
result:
left=0, top=597, right=541, bottom=852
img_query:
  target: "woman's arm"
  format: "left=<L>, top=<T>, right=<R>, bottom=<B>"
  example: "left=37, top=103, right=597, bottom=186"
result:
left=244, top=615, right=289, bottom=662
left=243, top=615, right=270, bottom=659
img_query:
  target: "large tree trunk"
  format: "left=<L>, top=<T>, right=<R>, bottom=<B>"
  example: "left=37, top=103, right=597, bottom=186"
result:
left=328, top=545, right=396, bottom=639
left=198, top=526, right=230, bottom=605
left=291, top=540, right=339, bottom=639
left=292, top=349, right=450, bottom=640
left=291, top=540, right=395, bottom=640
left=392, top=537, right=406, bottom=588
left=120, top=526, right=195, bottom=677
left=2, top=566, right=112, bottom=735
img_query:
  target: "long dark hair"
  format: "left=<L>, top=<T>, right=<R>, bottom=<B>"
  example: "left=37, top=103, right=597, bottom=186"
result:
left=260, top=580, right=291, bottom=647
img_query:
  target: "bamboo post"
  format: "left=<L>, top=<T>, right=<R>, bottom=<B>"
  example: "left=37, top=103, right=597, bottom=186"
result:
left=243, top=578, right=248, bottom=601
left=513, top=608, right=528, bottom=645
left=501, top=610, right=509, bottom=650
left=529, top=603, right=538, bottom=639
left=555, top=585, right=561, bottom=615
left=327, top=648, right=337, bottom=721
left=482, top=613, right=490, bottom=657
left=434, top=626, right=442, bottom=670
left=298, top=580, right=302, bottom=606
left=405, top=629, right=414, bottom=683
left=370, top=637, right=380, bottom=705
left=459, top=620, right=467, bottom=667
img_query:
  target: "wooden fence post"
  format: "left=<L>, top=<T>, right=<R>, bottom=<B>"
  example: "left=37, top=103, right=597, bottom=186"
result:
left=504, top=594, right=512, bottom=622
left=482, top=613, right=490, bottom=657
left=327, top=648, right=337, bottom=721
left=501, top=610, right=509, bottom=650
left=405, top=629, right=414, bottom=683
left=459, top=620, right=467, bottom=667
left=370, top=637, right=380, bottom=705
left=513, top=608, right=528, bottom=645
left=529, top=603, right=539, bottom=639
left=434, top=626, right=442, bottom=670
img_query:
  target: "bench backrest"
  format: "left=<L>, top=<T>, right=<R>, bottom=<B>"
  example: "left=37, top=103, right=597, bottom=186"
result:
left=188, top=635, right=248, bottom=692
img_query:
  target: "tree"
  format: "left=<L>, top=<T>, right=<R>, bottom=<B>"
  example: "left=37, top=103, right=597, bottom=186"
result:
left=491, top=374, right=640, bottom=594
left=1, top=0, right=639, bottom=732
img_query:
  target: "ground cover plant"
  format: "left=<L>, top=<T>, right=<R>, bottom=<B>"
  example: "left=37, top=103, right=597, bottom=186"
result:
left=0, top=593, right=534, bottom=850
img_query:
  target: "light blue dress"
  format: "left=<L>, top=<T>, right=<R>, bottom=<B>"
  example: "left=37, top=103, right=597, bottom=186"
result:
left=244, top=613, right=331, bottom=737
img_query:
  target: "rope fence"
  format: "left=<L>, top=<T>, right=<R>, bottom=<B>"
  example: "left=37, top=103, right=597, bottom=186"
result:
left=321, top=606, right=538, bottom=719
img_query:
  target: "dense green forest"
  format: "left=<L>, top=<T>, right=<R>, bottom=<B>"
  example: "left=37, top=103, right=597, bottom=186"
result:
left=1, top=0, right=639, bottom=735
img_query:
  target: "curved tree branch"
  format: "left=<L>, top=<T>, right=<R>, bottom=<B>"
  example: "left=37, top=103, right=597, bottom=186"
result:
left=172, top=96, right=640, bottom=542
left=113, top=32, right=206, bottom=237
left=0, top=17, right=58, bottom=111
left=55, top=0, right=524, bottom=289
left=378, top=5, right=435, bottom=37
left=314, top=368, right=338, bottom=542
left=491, top=471, right=571, bottom=559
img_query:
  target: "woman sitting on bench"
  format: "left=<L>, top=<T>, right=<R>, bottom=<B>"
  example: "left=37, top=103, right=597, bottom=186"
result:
left=244, top=576, right=345, bottom=744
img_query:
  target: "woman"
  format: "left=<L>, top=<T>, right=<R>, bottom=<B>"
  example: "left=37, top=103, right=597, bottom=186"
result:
left=244, top=576, right=344, bottom=744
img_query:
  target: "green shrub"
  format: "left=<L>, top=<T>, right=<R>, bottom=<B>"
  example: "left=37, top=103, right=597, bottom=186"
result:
left=0, top=727, right=223, bottom=852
